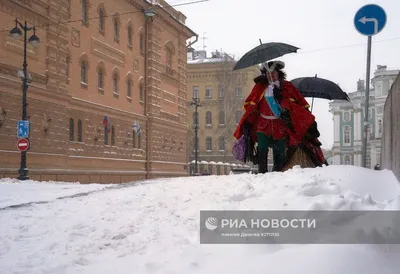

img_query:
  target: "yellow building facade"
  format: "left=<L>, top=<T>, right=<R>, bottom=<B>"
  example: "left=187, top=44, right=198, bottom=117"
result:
left=186, top=50, right=260, bottom=175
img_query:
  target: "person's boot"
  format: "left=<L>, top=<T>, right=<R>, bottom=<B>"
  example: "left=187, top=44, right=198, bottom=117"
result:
left=258, top=149, right=268, bottom=174
left=272, top=151, right=287, bottom=172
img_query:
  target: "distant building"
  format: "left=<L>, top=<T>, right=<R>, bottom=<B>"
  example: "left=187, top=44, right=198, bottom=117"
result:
left=329, top=65, right=399, bottom=168
left=186, top=50, right=263, bottom=175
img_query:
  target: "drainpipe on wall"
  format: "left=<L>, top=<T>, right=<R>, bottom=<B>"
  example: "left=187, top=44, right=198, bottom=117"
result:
left=187, top=35, right=198, bottom=48
left=144, top=17, right=150, bottom=180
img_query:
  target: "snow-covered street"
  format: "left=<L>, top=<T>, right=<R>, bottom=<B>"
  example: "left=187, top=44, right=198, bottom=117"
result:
left=1, top=165, right=400, bottom=274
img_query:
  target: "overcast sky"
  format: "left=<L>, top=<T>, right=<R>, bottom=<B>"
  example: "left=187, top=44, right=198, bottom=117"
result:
left=175, top=0, right=400, bottom=148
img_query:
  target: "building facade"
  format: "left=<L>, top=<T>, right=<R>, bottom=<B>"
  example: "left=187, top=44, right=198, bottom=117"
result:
left=329, top=65, right=399, bottom=168
left=0, top=0, right=197, bottom=183
left=186, top=50, right=266, bottom=175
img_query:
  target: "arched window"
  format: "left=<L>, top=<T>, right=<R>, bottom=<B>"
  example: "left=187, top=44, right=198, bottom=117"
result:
left=97, top=65, right=104, bottom=90
left=139, top=81, right=144, bottom=102
left=113, top=14, right=120, bottom=42
left=166, top=48, right=172, bottom=67
left=112, top=68, right=119, bottom=95
left=132, top=130, right=136, bottom=148
left=80, top=60, right=88, bottom=84
left=206, top=137, right=212, bottom=151
left=219, top=136, right=225, bottom=151
left=126, top=74, right=133, bottom=98
left=205, top=111, right=212, bottom=125
left=82, top=0, right=88, bottom=26
left=98, top=8, right=105, bottom=33
left=127, top=23, right=133, bottom=47
left=111, top=126, right=115, bottom=145
left=69, top=118, right=74, bottom=141
left=378, top=119, right=383, bottom=135
left=77, top=119, right=83, bottom=142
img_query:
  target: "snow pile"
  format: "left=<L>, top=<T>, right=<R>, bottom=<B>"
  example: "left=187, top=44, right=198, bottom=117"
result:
left=0, top=165, right=400, bottom=274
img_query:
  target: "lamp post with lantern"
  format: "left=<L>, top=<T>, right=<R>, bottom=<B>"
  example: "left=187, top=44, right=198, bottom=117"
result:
left=9, top=19, right=40, bottom=180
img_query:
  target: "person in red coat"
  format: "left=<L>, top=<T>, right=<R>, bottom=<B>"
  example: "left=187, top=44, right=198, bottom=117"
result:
left=234, top=60, right=316, bottom=173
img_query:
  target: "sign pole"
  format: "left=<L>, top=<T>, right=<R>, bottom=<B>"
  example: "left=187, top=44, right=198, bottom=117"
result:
left=362, top=35, right=372, bottom=168
left=354, top=3, right=386, bottom=168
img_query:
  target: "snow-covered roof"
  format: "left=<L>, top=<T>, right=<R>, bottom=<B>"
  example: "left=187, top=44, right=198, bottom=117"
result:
left=145, top=0, right=163, bottom=8
left=187, top=58, right=233, bottom=65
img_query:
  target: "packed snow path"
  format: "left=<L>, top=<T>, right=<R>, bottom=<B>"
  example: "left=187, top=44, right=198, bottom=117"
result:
left=1, top=165, right=400, bottom=274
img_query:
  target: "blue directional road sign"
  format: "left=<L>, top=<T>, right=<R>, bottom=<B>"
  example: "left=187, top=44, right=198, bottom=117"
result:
left=17, top=120, right=29, bottom=139
left=354, top=4, right=387, bottom=36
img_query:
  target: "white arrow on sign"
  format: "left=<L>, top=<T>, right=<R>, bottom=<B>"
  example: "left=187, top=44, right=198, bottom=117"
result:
left=359, top=16, right=379, bottom=35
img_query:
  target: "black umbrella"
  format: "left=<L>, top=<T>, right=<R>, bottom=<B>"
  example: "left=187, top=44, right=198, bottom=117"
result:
left=233, top=41, right=300, bottom=71
left=290, top=75, right=350, bottom=112
left=291, top=76, right=350, bottom=101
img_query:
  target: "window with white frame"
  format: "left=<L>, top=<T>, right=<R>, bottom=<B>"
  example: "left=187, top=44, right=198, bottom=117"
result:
left=205, top=137, right=212, bottom=151
left=219, top=136, right=225, bottom=151
left=193, top=86, right=199, bottom=99
left=205, top=111, right=212, bottom=126
left=343, top=126, right=351, bottom=145
left=205, top=86, right=212, bottom=98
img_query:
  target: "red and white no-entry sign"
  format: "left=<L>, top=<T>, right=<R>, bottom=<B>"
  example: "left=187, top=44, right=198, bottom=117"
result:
left=17, top=138, right=29, bottom=151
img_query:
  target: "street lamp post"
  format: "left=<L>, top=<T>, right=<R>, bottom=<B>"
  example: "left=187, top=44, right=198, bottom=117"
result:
left=10, top=19, right=40, bottom=180
left=191, top=97, right=201, bottom=175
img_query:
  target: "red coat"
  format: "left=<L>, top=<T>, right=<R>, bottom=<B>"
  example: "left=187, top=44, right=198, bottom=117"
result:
left=234, top=80, right=315, bottom=146
left=279, top=81, right=315, bottom=146
left=233, top=83, right=265, bottom=141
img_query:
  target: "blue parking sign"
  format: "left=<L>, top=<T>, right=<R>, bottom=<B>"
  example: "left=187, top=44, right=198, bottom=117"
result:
left=17, top=120, right=29, bottom=139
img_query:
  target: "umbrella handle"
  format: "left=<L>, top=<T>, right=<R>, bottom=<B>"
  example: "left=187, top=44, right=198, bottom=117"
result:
left=311, top=97, right=314, bottom=113
left=265, top=66, right=273, bottom=85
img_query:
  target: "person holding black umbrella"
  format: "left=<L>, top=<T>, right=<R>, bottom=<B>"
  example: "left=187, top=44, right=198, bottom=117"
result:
left=234, top=60, right=324, bottom=173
